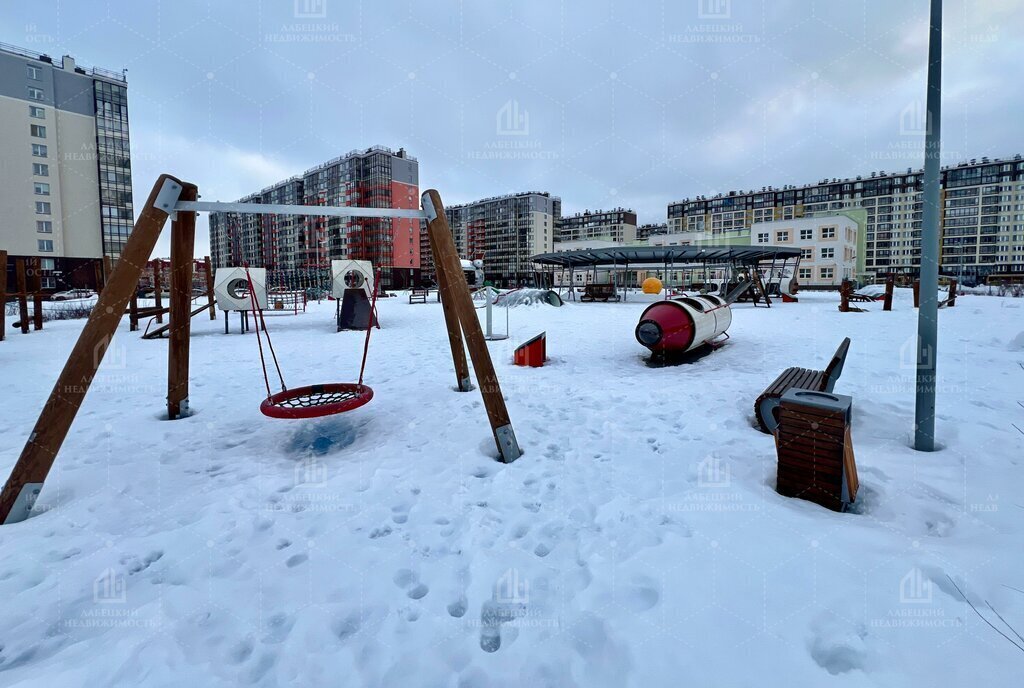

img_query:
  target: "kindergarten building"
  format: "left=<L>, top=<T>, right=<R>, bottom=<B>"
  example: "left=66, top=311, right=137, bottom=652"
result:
left=647, top=214, right=860, bottom=288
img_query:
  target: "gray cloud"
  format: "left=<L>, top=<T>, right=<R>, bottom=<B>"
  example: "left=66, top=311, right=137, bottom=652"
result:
left=4, top=0, right=1021, bottom=256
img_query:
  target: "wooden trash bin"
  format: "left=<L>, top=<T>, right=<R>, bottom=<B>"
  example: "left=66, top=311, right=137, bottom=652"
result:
left=774, top=388, right=858, bottom=512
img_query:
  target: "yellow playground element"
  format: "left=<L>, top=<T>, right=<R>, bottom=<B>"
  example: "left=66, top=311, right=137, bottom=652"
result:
left=642, top=277, right=663, bottom=294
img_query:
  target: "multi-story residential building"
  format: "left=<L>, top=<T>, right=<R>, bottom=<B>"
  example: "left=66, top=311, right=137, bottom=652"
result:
left=430, top=192, right=560, bottom=287
left=0, top=44, right=132, bottom=292
left=637, top=223, right=668, bottom=242
left=667, top=155, right=1024, bottom=283
left=210, top=146, right=420, bottom=288
left=557, top=209, right=637, bottom=243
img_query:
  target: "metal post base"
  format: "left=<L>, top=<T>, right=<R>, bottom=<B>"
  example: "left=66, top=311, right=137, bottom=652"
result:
left=495, top=424, right=522, bottom=464
left=2, top=482, right=43, bottom=524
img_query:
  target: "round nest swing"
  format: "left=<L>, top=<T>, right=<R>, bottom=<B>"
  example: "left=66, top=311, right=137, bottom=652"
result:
left=241, top=266, right=381, bottom=420
left=260, top=383, right=374, bottom=419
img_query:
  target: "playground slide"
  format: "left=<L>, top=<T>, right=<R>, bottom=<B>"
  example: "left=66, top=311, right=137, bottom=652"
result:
left=142, top=302, right=214, bottom=339
left=724, top=280, right=753, bottom=304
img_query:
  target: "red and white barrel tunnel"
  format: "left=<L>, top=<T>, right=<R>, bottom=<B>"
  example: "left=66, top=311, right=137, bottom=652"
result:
left=635, top=295, right=732, bottom=354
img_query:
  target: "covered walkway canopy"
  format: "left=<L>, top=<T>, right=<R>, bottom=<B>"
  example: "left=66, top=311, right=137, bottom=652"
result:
left=530, top=244, right=804, bottom=301
left=531, top=244, right=802, bottom=268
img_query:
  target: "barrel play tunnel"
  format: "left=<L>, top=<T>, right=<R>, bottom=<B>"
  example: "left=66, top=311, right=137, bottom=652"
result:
left=634, top=295, right=732, bottom=354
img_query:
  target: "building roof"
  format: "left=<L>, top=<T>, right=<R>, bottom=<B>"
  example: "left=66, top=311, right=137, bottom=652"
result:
left=531, top=244, right=802, bottom=268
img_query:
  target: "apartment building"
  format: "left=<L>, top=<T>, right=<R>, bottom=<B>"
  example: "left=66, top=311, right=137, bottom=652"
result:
left=426, top=192, right=560, bottom=287
left=0, top=44, right=132, bottom=292
left=557, top=209, right=637, bottom=243
left=209, top=146, right=420, bottom=288
left=637, top=223, right=668, bottom=242
left=667, top=155, right=1024, bottom=283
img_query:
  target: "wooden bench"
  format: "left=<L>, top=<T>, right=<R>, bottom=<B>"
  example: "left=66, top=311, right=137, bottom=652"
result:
left=580, top=283, right=621, bottom=302
left=409, top=288, right=431, bottom=304
left=754, top=337, right=851, bottom=434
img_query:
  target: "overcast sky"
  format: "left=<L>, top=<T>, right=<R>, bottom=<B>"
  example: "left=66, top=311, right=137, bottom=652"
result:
left=3, top=0, right=1021, bottom=256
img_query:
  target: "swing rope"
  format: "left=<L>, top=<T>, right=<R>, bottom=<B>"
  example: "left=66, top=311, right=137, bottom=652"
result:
left=356, top=270, right=381, bottom=386
left=245, top=266, right=287, bottom=398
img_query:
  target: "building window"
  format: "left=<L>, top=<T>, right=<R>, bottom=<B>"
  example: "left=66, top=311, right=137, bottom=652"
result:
left=800, top=228, right=813, bottom=240
left=821, top=226, right=836, bottom=239
left=30, top=124, right=46, bottom=138
left=32, top=163, right=49, bottom=176
left=32, top=143, right=48, bottom=157
left=38, top=239, right=54, bottom=252
left=819, top=266, right=834, bottom=280
left=757, top=232, right=770, bottom=243
left=34, top=182, right=50, bottom=195
left=27, top=86, right=45, bottom=101
left=820, top=247, right=835, bottom=259
left=798, top=267, right=812, bottom=280
left=29, top=105, right=45, bottom=119
left=35, top=201, right=51, bottom=214
left=41, top=275, right=56, bottom=289
left=800, top=247, right=813, bottom=260
left=41, top=258, right=56, bottom=270
left=27, top=65, right=41, bottom=79
left=776, top=230, right=790, bottom=242
left=37, top=220, right=53, bottom=233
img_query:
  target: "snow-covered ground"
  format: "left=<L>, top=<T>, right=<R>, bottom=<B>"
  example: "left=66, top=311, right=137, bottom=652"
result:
left=0, top=289, right=1022, bottom=686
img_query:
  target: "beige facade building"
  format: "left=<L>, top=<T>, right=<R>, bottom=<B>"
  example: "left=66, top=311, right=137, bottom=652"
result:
left=667, top=155, right=1024, bottom=283
left=558, top=209, right=637, bottom=244
left=0, top=44, right=131, bottom=292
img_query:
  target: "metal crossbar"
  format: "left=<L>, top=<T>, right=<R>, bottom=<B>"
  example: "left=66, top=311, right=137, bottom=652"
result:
left=173, top=200, right=428, bottom=219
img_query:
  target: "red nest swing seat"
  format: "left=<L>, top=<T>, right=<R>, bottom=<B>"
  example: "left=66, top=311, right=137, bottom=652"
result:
left=243, top=267, right=380, bottom=419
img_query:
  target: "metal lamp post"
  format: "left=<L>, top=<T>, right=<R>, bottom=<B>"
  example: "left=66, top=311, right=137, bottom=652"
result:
left=914, top=0, right=943, bottom=451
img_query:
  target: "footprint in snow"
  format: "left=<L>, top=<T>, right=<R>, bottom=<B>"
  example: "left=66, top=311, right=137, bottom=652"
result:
left=369, top=525, right=392, bottom=539
left=407, top=583, right=429, bottom=600
left=392, top=503, right=411, bottom=524
left=447, top=597, right=468, bottom=618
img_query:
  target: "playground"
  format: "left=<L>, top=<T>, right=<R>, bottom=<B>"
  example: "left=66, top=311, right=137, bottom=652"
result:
left=0, top=267, right=1021, bottom=684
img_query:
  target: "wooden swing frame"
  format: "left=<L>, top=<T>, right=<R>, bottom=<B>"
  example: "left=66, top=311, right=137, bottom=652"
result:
left=0, top=175, right=521, bottom=525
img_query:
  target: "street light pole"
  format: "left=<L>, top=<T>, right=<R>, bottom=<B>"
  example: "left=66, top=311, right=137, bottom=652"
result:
left=914, top=0, right=943, bottom=451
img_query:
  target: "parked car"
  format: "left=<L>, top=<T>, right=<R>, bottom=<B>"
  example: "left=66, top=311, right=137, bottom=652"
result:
left=51, top=288, right=97, bottom=301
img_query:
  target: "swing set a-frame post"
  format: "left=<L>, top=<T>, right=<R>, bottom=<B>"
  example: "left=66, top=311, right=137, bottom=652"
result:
left=0, top=175, right=198, bottom=524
